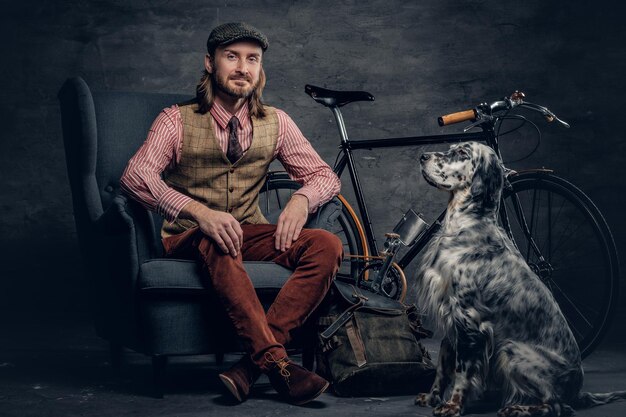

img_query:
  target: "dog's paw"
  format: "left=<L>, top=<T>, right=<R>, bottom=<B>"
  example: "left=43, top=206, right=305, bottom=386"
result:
left=497, top=404, right=556, bottom=417
left=415, top=393, right=436, bottom=407
left=415, top=391, right=442, bottom=407
left=415, top=393, right=430, bottom=407
left=433, top=401, right=462, bottom=417
left=497, top=405, right=523, bottom=417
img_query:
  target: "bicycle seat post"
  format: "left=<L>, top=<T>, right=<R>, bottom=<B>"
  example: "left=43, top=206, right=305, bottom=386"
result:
left=330, top=106, right=350, bottom=144
left=304, top=85, right=373, bottom=144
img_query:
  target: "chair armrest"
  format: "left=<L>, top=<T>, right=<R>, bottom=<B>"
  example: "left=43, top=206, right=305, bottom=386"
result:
left=87, top=194, right=143, bottom=347
left=96, top=194, right=163, bottom=262
left=96, top=194, right=135, bottom=233
left=93, top=194, right=142, bottom=289
left=304, top=197, right=342, bottom=231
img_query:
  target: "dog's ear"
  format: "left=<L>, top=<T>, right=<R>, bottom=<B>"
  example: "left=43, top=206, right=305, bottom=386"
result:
left=470, top=150, right=504, bottom=212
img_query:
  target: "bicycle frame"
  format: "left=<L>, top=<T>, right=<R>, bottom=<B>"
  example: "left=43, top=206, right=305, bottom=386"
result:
left=296, top=95, right=619, bottom=359
left=329, top=105, right=516, bottom=270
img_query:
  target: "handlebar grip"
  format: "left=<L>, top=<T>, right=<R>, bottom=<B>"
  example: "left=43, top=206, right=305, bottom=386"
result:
left=438, top=109, right=477, bottom=126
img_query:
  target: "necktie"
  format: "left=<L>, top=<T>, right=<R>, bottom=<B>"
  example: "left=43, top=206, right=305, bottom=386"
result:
left=227, top=116, right=243, bottom=164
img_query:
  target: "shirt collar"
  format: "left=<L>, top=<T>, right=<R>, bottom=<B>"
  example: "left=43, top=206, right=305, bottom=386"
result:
left=209, top=101, right=250, bottom=130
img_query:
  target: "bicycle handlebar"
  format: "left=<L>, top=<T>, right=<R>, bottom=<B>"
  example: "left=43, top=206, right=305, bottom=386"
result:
left=438, top=109, right=477, bottom=126
left=438, top=91, right=570, bottom=129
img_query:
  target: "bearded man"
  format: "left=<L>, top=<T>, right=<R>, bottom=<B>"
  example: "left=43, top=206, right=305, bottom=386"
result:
left=120, top=22, right=342, bottom=405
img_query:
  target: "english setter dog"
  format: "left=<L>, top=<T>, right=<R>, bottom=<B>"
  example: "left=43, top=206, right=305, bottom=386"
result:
left=414, top=142, right=625, bottom=417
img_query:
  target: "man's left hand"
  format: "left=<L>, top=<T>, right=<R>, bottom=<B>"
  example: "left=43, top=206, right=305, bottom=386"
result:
left=275, top=194, right=309, bottom=251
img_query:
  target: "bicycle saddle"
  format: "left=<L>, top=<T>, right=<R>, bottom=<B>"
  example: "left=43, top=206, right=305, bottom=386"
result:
left=305, top=84, right=375, bottom=107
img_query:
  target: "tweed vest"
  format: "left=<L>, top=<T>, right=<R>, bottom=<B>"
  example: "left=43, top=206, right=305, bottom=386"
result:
left=161, top=102, right=279, bottom=238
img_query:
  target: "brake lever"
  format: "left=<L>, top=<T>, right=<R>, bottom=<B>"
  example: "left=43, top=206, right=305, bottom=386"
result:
left=545, top=113, right=570, bottom=128
left=463, top=109, right=494, bottom=132
left=521, top=102, right=570, bottom=128
left=463, top=119, right=484, bottom=132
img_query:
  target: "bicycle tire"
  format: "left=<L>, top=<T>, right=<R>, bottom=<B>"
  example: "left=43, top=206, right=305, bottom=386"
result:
left=502, top=171, right=619, bottom=358
left=259, top=175, right=366, bottom=280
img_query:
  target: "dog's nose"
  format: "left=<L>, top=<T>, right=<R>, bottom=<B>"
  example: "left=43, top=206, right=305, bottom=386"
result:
left=420, top=153, right=431, bottom=162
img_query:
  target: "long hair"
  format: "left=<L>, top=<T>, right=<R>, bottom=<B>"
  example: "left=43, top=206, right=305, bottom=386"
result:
left=195, top=60, right=267, bottom=118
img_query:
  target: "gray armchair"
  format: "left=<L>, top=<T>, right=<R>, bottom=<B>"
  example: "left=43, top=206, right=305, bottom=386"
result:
left=58, top=77, right=341, bottom=397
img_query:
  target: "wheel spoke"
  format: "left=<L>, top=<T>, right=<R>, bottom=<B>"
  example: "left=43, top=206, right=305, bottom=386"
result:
left=525, top=186, right=538, bottom=260
left=547, top=279, right=594, bottom=329
left=551, top=264, right=608, bottom=273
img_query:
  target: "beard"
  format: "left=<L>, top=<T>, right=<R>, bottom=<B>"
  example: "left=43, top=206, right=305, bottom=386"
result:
left=213, top=71, right=258, bottom=99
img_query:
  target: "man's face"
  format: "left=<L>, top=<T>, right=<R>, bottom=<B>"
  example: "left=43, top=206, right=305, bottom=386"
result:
left=206, top=41, right=263, bottom=99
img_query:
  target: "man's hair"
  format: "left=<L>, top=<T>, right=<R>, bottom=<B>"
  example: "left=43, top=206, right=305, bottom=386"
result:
left=195, top=57, right=267, bottom=118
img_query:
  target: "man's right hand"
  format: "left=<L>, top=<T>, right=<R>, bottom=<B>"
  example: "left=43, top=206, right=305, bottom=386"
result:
left=180, top=201, right=243, bottom=257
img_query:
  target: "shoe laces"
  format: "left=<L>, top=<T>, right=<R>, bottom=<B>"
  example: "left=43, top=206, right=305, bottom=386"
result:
left=264, top=352, right=291, bottom=379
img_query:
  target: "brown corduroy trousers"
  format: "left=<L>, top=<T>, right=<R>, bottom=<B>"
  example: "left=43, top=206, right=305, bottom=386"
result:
left=162, top=224, right=343, bottom=370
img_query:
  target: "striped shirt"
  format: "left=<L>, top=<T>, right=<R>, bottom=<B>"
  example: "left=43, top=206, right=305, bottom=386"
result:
left=120, top=101, right=341, bottom=222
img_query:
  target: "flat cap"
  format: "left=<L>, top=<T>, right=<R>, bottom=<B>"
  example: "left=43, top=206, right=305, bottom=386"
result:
left=206, top=22, right=269, bottom=54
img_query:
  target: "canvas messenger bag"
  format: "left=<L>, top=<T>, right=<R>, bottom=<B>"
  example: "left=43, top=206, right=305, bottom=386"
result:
left=315, top=279, right=436, bottom=397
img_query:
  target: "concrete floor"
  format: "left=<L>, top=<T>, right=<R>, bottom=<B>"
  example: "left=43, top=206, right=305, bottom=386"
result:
left=1, top=317, right=625, bottom=417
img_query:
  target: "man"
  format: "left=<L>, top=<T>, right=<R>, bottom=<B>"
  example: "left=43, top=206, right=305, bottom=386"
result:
left=120, top=22, right=343, bottom=405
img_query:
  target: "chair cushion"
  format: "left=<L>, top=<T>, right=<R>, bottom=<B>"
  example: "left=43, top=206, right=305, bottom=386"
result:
left=138, top=258, right=293, bottom=293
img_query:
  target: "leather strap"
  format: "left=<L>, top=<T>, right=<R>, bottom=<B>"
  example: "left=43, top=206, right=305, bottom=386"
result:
left=320, top=297, right=365, bottom=340
left=345, top=318, right=367, bottom=367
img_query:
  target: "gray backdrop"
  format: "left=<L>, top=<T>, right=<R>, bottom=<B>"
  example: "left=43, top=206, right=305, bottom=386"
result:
left=1, top=0, right=624, bottom=340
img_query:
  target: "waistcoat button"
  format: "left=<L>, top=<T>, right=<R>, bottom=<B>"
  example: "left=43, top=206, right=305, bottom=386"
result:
left=229, top=186, right=234, bottom=192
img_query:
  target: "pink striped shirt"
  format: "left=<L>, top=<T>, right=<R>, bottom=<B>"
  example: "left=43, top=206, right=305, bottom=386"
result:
left=120, top=101, right=341, bottom=222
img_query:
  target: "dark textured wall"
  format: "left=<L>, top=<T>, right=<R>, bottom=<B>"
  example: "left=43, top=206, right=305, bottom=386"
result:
left=1, top=1, right=624, bottom=338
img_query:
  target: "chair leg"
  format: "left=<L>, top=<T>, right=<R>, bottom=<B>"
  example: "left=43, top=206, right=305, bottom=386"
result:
left=110, top=342, right=123, bottom=368
left=215, top=352, right=224, bottom=365
left=151, top=355, right=168, bottom=399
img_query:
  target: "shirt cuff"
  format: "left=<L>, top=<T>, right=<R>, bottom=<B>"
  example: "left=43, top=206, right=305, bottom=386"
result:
left=157, top=188, right=194, bottom=222
left=294, top=187, right=321, bottom=214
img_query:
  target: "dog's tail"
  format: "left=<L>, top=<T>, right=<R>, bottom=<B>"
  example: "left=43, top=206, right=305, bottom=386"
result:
left=571, top=391, right=626, bottom=409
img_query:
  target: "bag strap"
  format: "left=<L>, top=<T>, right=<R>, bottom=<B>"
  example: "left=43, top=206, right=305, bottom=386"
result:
left=406, top=304, right=434, bottom=339
left=319, top=299, right=363, bottom=340
left=345, top=317, right=367, bottom=367
left=320, top=285, right=368, bottom=340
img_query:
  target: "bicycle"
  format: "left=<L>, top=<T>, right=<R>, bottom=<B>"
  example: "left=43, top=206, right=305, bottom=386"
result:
left=259, top=85, right=619, bottom=359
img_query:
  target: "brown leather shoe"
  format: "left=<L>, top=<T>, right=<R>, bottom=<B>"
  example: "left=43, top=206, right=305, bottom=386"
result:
left=219, top=355, right=261, bottom=402
left=264, top=352, right=329, bottom=405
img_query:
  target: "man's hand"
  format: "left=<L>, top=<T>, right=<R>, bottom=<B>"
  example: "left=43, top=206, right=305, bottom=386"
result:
left=181, top=201, right=243, bottom=257
left=275, top=194, right=309, bottom=251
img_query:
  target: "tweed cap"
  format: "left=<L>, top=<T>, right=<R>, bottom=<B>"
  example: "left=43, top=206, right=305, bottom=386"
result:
left=206, top=22, right=268, bottom=54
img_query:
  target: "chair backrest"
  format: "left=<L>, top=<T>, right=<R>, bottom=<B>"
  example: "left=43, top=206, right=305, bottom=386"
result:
left=59, top=77, right=189, bottom=256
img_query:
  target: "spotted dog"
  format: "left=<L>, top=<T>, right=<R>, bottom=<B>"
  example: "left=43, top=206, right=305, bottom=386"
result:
left=413, top=142, right=625, bottom=417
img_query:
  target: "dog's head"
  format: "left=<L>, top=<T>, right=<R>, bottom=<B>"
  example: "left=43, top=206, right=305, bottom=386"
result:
left=420, top=142, right=504, bottom=212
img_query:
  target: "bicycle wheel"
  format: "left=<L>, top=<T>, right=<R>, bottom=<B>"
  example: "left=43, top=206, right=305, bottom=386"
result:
left=259, top=174, right=366, bottom=280
left=501, top=171, right=619, bottom=358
